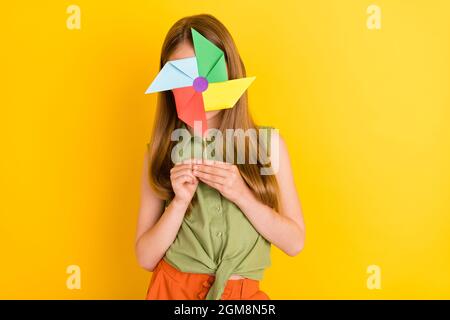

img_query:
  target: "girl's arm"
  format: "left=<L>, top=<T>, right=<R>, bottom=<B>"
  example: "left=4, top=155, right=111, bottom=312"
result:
left=135, top=151, right=198, bottom=271
left=235, top=132, right=305, bottom=256
left=192, top=132, right=305, bottom=256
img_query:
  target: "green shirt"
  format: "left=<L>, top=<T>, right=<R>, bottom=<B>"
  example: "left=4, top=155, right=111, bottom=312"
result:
left=150, top=127, right=272, bottom=300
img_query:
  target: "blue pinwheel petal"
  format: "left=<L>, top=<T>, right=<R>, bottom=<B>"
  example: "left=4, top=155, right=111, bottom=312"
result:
left=145, top=57, right=198, bottom=93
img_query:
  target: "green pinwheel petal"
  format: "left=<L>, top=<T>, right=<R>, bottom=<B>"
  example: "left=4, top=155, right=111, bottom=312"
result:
left=205, top=55, right=228, bottom=83
left=191, top=28, right=228, bottom=83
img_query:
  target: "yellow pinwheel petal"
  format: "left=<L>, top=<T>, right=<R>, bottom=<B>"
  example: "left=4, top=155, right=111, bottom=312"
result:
left=202, top=77, right=256, bottom=111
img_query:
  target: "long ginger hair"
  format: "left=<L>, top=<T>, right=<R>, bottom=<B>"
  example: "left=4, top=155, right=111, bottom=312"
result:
left=148, top=14, right=280, bottom=212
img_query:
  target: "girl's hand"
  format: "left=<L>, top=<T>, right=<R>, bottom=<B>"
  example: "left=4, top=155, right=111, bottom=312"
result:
left=192, top=160, right=252, bottom=206
left=170, top=161, right=198, bottom=206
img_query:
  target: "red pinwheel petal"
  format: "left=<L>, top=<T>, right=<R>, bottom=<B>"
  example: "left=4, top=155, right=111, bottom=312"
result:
left=172, top=86, right=208, bottom=135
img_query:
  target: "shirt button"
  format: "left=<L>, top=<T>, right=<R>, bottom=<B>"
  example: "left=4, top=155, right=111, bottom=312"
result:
left=216, top=205, right=221, bottom=213
left=217, top=232, right=222, bottom=237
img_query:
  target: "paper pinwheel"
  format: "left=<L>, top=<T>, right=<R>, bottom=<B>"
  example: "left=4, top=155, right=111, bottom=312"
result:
left=145, top=28, right=255, bottom=134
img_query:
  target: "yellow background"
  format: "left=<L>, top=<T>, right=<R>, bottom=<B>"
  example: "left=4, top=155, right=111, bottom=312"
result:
left=1, top=0, right=450, bottom=299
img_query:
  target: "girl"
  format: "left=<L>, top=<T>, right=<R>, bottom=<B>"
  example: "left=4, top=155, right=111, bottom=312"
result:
left=135, top=14, right=305, bottom=300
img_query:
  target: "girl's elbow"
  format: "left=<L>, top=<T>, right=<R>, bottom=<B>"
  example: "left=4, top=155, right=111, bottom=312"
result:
left=138, top=260, right=155, bottom=272
left=137, top=254, right=157, bottom=272
left=286, top=233, right=305, bottom=257
left=286, top=241, right=304, bottom=257
left=135, top=244, right=158, bottom=271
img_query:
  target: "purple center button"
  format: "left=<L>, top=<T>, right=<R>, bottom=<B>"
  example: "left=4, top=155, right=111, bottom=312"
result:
left=193, top=77, right=208, bottom=93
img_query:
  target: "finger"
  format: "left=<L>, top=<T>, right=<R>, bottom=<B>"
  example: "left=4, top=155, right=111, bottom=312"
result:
left=192, top=170, right=225, bottom=185
left=173, top=174, right=196, bottom=185
left=172, top=162, right=193, bottom=169
left=172, top=168, right=195, bottom=180
left=192, top=164, right=228, bottom=177
left=198, top=159, right=233, bottom=169
left=171, top=163, right=193, bottom=174
left=197, top=176, right=222, bottom=191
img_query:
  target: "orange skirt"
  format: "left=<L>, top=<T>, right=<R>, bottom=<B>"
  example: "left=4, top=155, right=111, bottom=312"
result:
left=146, top=259, right=270, bottom=300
